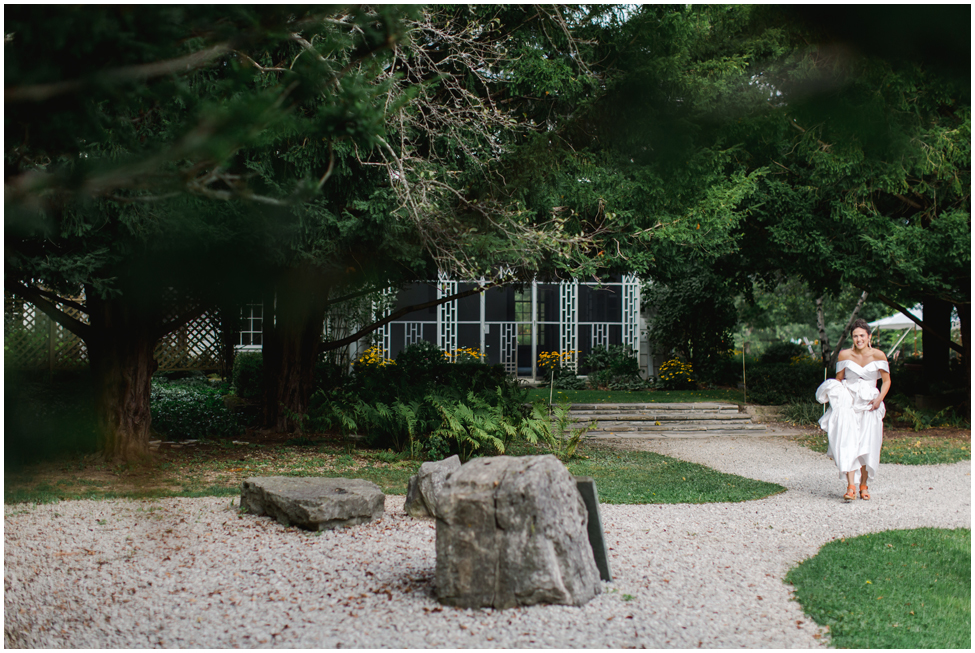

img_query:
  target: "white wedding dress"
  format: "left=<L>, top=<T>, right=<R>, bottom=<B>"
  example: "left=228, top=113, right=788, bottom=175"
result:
left=815, top=360, right=888, bottom=482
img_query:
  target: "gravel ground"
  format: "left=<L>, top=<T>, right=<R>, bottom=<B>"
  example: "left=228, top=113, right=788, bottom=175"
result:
left=5, top=436, right=970, bottom=648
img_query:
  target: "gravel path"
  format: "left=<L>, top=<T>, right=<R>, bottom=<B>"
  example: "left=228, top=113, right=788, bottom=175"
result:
left=5, top=436, right=970, bottom=648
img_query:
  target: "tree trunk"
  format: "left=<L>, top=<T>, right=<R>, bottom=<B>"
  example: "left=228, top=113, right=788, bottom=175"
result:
left=86, top=292, right=159, bottom=462
left=816, top=296, right=830, bottom=369
left=262, top=267, right=330, bottom=433
left=955, top=301, right=970, bottom=399
left=922, top=296, right=952, bottom=391
left=829, top=290, right=869, bottom=368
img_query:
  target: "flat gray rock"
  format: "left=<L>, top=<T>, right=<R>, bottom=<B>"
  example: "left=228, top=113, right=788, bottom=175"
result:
left=435, top=455, right=601, bottom=609
left=240, top=476, right=384, bottom=531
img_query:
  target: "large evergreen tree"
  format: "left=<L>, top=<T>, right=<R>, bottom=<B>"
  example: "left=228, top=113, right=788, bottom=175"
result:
left=4, top=6, right=605, bottom=458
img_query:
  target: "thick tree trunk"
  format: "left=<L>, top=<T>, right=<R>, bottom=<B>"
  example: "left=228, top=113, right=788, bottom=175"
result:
left=922, top=296, right=952, bottom=390
left=86, top=293, right=159, bottom=462
left=262, top=267, right=330, bottom=433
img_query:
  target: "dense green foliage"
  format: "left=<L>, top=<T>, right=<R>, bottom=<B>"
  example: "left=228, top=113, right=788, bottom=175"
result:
left=786, top=528, right=971, bottom=649
left=4, top=6, right=968, bottom=461
left=231, top=352, right=264, bottom=401
left=543, top=345, right=648, bottom=391
left=746, top=356, right=825, bottom=405
left=150, top=378, right=241, bottom=441
left=645, top=268, right=740, bottom=382
left=306, top=342, right=547, bottom=460
left=583, top=345, right=647, bottom=390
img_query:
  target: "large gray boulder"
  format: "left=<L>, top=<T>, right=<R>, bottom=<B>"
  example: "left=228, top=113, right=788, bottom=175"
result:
left=404, top=454, right=461, bottom=519
left=435, top=455, right=601, bottom=609
left=240, top=477, right=384, bottom=531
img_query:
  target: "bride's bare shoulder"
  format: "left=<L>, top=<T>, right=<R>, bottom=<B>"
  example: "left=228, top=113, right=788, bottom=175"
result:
left=837, top=349, right=853, bottom=361
left=871, top=349, right=888, bottom=362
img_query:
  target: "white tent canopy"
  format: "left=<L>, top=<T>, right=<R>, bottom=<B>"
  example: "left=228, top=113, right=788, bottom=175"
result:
left=869, top=306, right=922, bottom=331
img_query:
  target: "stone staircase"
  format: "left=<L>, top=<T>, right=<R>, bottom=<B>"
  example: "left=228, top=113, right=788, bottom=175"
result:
left=566, top=402, right=769, bottom=439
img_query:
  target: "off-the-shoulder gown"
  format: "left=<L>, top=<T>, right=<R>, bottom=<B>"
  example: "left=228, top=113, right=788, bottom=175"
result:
left=815, top=360, right=889, bottom=482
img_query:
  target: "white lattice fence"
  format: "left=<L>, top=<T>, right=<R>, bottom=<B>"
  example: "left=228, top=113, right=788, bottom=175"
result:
left=5, top=290, right=227, bottom=372
left=4, top=292, right=89, bottom=370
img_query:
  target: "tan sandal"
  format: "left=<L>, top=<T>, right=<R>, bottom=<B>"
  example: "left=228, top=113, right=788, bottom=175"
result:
left=859, top=484, right=870, bottom=501
left=843, top=485, right=857, bottom=501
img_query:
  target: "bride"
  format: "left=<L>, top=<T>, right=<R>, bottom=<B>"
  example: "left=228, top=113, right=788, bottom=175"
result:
left=816, top=318, right=892, bottom=501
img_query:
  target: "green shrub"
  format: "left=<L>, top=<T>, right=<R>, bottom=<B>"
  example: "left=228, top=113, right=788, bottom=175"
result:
left=308, top=342, right=535, bottom=459
left=747, top=359, right=825, bottom=405
left=702, top=350, right=745, bottom=387
left=232, top=351, right=263, bottom=400
left=760, top=341, right=809, bottom=364
left=394, top=340, right=448, bottom=384
left=656, top=357, right=696, bottom=390
left=554, top=373, right=589, bottom=390
left=150, top=379, right=241, bottom=440
left=583, top=345, right=648, bottom=390
left=781, top=401, right=825, bottom=426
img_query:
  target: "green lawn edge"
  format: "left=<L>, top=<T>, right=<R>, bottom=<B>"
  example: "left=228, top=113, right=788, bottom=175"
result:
left=786, top=528, right=971, bottom=649
left=4, top=442, right=784, bottom=506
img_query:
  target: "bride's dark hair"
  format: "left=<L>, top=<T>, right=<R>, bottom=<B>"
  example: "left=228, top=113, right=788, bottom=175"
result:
left=850, top=318, right=871, bottom=334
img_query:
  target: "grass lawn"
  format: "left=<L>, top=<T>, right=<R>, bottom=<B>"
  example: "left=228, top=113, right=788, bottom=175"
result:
left=792, top=432, right=971, bottom=465
left=526, top=387, right=745, bottom=404
left=4, top=438, right=784, bottom=506
left=786, top=528, right=971, bottom=649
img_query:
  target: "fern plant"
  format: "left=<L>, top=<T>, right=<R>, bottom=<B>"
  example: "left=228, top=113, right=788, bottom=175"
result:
left=536, top=398, right=594, bottom=460
left=428, top=392, right=507, bottom=462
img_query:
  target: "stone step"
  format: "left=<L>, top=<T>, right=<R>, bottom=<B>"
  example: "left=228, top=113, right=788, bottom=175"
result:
left=572, top=423, right=768, bottom=432
left=566, top=402, right=740, bottom=411
left=551, top=402, right=768, bottom=438
left=573, top=420, right=766, bottom=430
left=586, top=429, right=773, bottom=439
left=568, top=413, right=754, bottom=422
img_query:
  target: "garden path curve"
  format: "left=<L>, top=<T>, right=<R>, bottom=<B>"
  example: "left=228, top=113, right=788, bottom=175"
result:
left=4, top=436, right=970, bottom=648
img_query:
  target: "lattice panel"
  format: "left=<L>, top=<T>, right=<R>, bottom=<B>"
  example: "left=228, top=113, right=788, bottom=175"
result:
left=4, top=290, right=89, bottom=371
left=371, top=288, right=395, bottom=360
left=559, top=280, right=578, bottom=372
left=5, top=289, right=230, bottom=372
left=437, top=272, right=458, bottom=354
left=405, top=322, right=424, bottom=347
left=154, top=310, right=223, bottom=371
left=592, top=323, right=611, bottom=349
left=501, top=323, right=518, bottom=374
left=623, top=274, right=640, bottom=355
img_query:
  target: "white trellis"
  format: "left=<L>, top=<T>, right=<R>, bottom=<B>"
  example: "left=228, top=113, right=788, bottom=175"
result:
left=372, top=288, right=395, bottom=361
left=560, top=279, right=578, bottom=372
left=623, top=274, right=640, bottom=355
left=405, top=322, right=424, bottom=347
left=592, top=323, right=610, bottom=349
left=501, top=323, right=518, bottom=374
left=437, top=272, right=458, bottom=354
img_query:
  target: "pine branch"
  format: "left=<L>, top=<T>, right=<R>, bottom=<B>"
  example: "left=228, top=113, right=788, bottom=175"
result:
left=5, top=43, right=233, bottom=103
